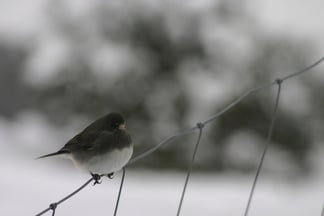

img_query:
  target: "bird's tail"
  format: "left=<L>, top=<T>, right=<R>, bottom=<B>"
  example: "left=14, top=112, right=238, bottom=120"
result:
left=36, top=150, right=69, bottom=159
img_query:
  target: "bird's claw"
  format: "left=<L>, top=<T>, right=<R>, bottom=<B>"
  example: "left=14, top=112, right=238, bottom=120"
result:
left=91, top=173, right=102, bottom=185
left=107, top=172, right=114, bottom=179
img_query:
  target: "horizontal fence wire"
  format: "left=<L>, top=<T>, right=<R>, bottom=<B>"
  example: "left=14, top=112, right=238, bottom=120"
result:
left=35, top=177, right=94, bottom=216
left=35, top=56, right=324, bottom=216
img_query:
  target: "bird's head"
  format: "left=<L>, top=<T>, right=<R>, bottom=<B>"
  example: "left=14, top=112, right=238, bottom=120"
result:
left=106, top=112, right=127, bottom=132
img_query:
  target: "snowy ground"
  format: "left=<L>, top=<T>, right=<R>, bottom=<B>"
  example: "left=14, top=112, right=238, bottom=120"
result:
left=1, top=161, right=323, bottom=216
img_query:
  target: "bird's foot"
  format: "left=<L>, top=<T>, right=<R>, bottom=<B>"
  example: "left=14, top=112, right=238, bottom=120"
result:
left=91, top=173, right=102, bottom=185
left=107, top=172, right=114, bottom=179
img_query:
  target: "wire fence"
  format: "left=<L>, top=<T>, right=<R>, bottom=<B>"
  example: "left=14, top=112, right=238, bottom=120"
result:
left=35, top=56, right=324, bottom=216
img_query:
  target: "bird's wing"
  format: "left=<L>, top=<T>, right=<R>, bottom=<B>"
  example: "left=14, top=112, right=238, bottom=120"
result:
left=60, top=114, right=111, bottom=152
left=38, top=118, right=110, bottom=158
left=61, top=129, right=131, bottom=155
left=60, top=131, right=101, bottom=153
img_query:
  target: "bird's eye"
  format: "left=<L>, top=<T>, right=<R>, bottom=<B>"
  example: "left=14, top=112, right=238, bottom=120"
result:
left=112, top=122, right=119, bottom=128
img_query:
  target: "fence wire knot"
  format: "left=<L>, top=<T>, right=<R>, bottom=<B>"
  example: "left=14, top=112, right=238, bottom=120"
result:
left=49, top=203, right=57, bottom=210
left=49, top=202, right=57, bottom=215
left=196, top=122, right=205, bottom=129
left=275, top=78, right=283, bottom=85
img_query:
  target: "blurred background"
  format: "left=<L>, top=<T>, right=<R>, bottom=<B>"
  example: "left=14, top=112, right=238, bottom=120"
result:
left=1, top=0, right=324, bottom=215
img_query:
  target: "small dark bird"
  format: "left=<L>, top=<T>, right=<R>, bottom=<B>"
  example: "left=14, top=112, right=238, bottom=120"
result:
left=38, top=112, right=132, bottom=179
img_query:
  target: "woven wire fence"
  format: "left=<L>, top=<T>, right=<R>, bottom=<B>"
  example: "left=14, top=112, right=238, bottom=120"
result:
left=35, top=56, right=324, bottom=216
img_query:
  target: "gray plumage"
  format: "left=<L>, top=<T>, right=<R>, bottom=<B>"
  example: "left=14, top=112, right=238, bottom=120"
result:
left=37, top=112, right=133, bottom=175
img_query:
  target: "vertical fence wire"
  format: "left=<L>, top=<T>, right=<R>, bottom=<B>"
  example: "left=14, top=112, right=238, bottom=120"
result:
left=113, top=168, right=126, bottom=216
left=244, top=80, right=282, bottom=216
left=50, top=205, right=56, bottom=216
left=35, top=57, right=324, bottom=216
left=176, top=123, right=204, bottom=216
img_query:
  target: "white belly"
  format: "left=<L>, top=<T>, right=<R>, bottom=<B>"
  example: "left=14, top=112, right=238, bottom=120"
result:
left=76, top=146, right=133, bottom=175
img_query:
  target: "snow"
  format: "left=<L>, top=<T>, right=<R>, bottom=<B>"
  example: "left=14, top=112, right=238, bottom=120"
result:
left=1, top=159, right=323, bottom=215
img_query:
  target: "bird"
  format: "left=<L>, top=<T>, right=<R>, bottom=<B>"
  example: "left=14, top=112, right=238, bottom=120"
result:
left=37, top=112, right=133, bottom=182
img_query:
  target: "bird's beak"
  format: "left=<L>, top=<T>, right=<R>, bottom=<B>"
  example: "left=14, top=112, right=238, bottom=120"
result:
left=118, top=123, right=126, bottom=131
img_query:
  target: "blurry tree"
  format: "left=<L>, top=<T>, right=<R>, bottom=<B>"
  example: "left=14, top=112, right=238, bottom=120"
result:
left=7, top=0, right=319, bottom=174
left=0, top=41, right=32, bottom=118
